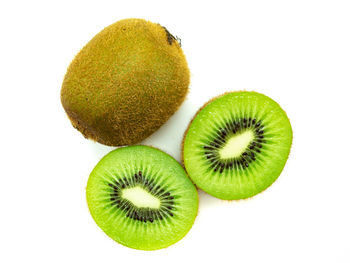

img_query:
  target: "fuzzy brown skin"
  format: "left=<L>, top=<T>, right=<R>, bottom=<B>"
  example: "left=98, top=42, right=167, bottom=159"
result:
left=61, top=19, right=190, bottom=146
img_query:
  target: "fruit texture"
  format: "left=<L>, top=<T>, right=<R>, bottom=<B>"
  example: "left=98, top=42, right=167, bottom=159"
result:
left=61, top=19, right=189, bottom=146
left=183, top=92, right=293, bottom=200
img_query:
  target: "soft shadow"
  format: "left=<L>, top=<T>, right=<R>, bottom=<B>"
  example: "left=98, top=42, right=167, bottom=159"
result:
left=87, top=140, right=115, bottom=161
left=198, top=189, right=226, bottom=209
left=86, top=98, right=198, bottom=162
left=141, top=99, right=198, bottom=162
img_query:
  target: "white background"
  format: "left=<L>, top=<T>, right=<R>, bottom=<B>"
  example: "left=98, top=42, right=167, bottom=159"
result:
left=1, top=0, right=349, bottom=262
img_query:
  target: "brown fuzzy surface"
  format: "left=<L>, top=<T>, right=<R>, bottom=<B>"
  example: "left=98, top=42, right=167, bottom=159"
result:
left=61, top=18, right=190, bottom=146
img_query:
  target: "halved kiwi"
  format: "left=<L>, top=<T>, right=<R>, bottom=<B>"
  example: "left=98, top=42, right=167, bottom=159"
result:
left=182, top=91, right=293, bottom=200
left=86, top=145, right=198, bottom=250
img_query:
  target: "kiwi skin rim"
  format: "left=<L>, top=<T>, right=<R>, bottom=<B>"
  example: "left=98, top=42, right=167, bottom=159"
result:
left=181, top=91, right=293, bottom=201
left=86, top=145, right=199, bottom=251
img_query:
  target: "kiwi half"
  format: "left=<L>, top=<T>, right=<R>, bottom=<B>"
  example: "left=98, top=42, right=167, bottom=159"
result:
left=86, top=146, right=198, bottom=250
left=61, top=18, right=189, bottom=146
left=182, top=91, right=292, bottom=200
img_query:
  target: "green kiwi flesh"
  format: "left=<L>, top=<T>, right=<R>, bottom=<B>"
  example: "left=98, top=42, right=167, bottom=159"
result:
left=183, top=91, right=293, bottom=200
left=86, top=145, right=198, bottom=250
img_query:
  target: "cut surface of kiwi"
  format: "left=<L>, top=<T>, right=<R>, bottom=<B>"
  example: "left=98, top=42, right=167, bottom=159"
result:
left=86, top=146, right=198, bottom=250
left=183, top=92, right=293, bottom=200
left=61, top=18, right=189, bottom=146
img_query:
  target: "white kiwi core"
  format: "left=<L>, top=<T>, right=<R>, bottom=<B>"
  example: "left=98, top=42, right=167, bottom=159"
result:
left=219, top=130, right=254, bottom=159
left=122, top=186, right=160, bottom=209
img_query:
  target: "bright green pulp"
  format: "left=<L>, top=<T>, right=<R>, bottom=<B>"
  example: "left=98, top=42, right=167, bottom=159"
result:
left=86, top=146, right=198, bottom=250
left=183, top=92, right=293, bottom=200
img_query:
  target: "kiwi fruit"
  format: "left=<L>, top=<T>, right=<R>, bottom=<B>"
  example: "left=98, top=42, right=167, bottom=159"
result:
left=182, top=91, right=292, bottom=200
left=61, top=18, right=189, bottom=146
left=86, top=145, right=198, bottom=250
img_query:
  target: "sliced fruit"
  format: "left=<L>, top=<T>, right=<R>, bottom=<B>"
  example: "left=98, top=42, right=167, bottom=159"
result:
left=86, top=145, right=198, bottom=250
left=183, top=91, right=293, bottom=200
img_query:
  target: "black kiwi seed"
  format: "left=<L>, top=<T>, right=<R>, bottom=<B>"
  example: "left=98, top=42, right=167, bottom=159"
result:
left=107, top=172, right=176, bottom=223
left=202, top=117, right=267, bottom=173
left=183, top=91, right=293, bottom=202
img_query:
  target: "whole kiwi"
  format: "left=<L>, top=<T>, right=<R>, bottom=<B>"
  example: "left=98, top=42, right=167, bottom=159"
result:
left=61, top=18, right=190, bottom=146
